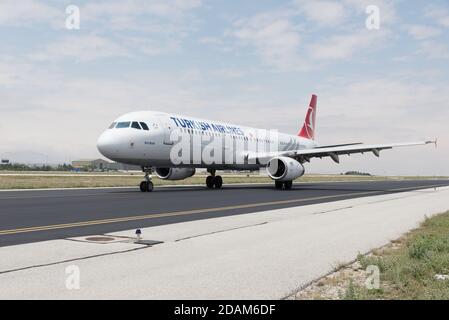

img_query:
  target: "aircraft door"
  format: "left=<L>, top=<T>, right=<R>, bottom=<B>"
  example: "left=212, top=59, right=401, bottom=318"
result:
left=162, top=120, right=174, bottom=145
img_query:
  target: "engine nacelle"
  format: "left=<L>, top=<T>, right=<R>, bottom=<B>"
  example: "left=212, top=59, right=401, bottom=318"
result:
left=266, top=157, right=305, bottom=181
left=155, top=168, right=196, bottom=180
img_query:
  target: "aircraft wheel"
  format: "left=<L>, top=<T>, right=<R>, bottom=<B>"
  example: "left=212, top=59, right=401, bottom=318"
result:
left=206, top=176, right=214, bottom=189
left=275, top=181, right=283, bottom=190
left=214, top=176, right=223, bottom=189
left=284, top=181, right=293, bottom=190
left=140, top=181, right=147, bottom=192
left=140, top=181, right=154, bottom=192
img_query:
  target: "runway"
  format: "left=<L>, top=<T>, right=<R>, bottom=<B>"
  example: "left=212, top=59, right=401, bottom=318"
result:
left=1, top=179, right=448, bottom=247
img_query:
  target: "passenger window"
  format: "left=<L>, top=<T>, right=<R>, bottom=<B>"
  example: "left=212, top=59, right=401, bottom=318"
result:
left=108, top=122, right=116, bottom=129
left=140, top=122, right=149, bottom=130
left=131, top=121, right=141, bottom=130
left=116, top=122, right=131, bottom=128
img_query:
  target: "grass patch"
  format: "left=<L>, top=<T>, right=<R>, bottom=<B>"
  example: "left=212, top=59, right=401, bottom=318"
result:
left=346, top=211, right=449, bottom=299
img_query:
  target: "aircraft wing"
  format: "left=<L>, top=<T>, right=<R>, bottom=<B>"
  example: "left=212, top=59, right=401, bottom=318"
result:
left=247, top=140, right=436, bottom=164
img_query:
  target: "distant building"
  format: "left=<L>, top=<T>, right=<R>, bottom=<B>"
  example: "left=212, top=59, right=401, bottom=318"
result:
left=72, top=159, right=110, bottom=170
left=1, top=159, right=9, bottom=164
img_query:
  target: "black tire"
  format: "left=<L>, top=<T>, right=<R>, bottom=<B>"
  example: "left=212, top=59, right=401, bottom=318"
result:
left=146, top=181, right=154, bottom=192
left=214, top=175, right=223, bottom=189
left=206, top=176, right=214, bottom=189
left=275, top=181, right=283, bottom=190
left=140, top=181, right=147, bottom=192
left=284, top=180, right=293, bottom=190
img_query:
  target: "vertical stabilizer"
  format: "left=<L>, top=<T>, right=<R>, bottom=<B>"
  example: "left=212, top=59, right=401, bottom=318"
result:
left=298, top=94, right=317, bottom=140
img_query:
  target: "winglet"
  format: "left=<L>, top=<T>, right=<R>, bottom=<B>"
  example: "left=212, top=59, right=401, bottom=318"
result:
left=298, top=94, right=317, bottom=140
left=425, top=138, right=437, bottom=148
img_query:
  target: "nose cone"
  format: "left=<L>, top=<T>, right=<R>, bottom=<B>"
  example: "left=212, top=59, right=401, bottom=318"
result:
left=97, top=131, right=117, bottom=160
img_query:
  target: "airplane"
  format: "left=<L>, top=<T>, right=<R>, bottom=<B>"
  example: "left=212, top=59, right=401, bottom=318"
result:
left=97, top=94, right=435, bottom=192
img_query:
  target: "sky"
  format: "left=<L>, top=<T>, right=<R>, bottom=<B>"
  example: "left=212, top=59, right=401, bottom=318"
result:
left=0, top=0, right=448, bottom=175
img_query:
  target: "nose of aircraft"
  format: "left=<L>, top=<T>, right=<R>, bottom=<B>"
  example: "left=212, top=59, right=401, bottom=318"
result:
left=97, top=130, right=117, bottom=159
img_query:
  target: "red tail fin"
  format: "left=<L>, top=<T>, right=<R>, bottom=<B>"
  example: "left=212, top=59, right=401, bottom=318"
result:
left=298, top=94, right=317, bottom=140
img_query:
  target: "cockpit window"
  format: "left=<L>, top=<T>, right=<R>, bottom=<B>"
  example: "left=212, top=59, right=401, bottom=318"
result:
left=131, top=121, right=141, bottom=130
left=116, top=122, right=131, bottom=128
left=140, top=122, right=149, bottom=130
left=108, top=122, right=116, bottom=129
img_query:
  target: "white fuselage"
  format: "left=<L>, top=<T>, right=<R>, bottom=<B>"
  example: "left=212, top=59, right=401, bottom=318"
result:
left=97, top=111, right=319, bottom=170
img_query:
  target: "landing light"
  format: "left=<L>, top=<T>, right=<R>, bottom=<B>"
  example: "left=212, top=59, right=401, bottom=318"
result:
left=135, top=229, right=142, bottom=242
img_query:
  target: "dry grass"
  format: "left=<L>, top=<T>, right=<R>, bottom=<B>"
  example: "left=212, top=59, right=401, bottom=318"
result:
left=0, top=175, right=263, bottom=189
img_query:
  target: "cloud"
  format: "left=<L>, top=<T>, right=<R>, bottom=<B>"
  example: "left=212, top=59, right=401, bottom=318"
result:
left=198, top=37, right=223, bottom=45
left=407, top=24, right=442, bottom=40
left=417, top=41, right=449, bottom=59
left=124, top=36, right=181, bottom=56
left=0, top=55, right=61, bottom=87
left=209, top=68, right=247, bottom=79
left=29, top=32, right=186, bottom=62
left=0, top=0, right=203, bottom=62
left=228, top=11, right=306, bottom=71
left=225, top=0, right=397, bottom=70
left=294, top=0, right=346, bottom=26
left=61, top=0, right=204, bottom=59
left=83, top=0, right=202, bottom=19
left=322, top=78, right=448, bottom=121
left=0, top=59, right=25, bottom=86
left=29, top=35, right=130, bottom=62
left=307, top=29, right=389, bottom=60
left=294, top=0, right=397, bottom=27
left=342, top=0, right=397, bottom=25
left=81, top=0, right=202, bottom=32
left=426, top=5, right=449, bottom=28
left=0, top=0, right=203, bottom=31
left=0, top=0, right=59, bottom=27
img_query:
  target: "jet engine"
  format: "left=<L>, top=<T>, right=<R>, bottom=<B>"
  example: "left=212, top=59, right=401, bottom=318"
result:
left=155, top=168, right=196, bottom=180
left=266, top=157, right=305, bottom=181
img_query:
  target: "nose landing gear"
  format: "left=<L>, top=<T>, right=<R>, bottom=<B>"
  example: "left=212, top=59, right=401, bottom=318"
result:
left=140, top=167, right=154, bottom=192
left=206, top=169, right=223, bottom=189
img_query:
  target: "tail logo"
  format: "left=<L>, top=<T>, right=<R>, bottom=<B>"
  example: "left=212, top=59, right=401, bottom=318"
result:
left=307, top=108, right=314, bottom=131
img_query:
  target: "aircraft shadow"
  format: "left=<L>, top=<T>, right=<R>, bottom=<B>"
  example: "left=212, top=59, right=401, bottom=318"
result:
left=107, top=179, right=449, bottom=195
left=107, top=184, right=405, bottom=194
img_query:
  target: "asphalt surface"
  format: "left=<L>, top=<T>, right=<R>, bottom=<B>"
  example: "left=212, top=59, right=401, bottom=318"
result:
left=1, top=179, right=448, bottom=247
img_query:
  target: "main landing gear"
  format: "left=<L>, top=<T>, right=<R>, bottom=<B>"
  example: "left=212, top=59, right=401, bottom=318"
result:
left=275, top=180, right=293, bottom=190
left=140, top=167, right=154, bottom=192
left=206, top=169, right=223, bottom=189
